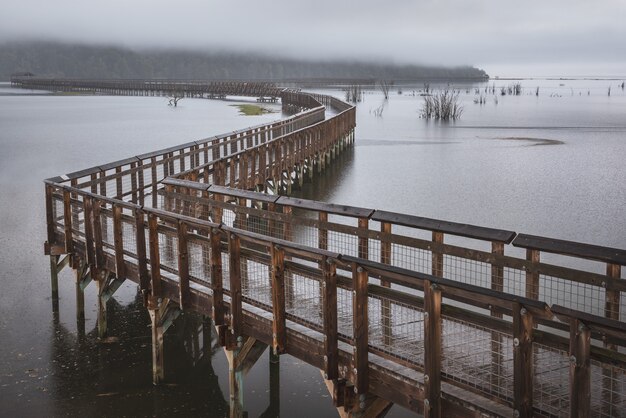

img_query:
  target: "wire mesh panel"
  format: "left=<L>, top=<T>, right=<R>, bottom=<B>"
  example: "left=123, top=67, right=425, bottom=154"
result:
left=188, top=237, right=211, bottom=286
left=368, top=295, right=425, bottom=368
left=390, top=243, right=431, bottom=273
left=54, top=196, right=64, bottom=227
left=540, top=275, right=606, bottom=318
left=443, top=255, right=492, bottom=289
left=533, top=343, right=570, bottom=417
left=590, top=360, right=626, bottom=417
left=441, top=315, right=514, bottom=404
left=284, top=263, right=323, bottom=329
left=241, top=256, right=272, bottom=308
left=121, top=217, right=137, bottom=256
left=337, top=285, right=353, bottom=340
left=158, top=229, right=178, bottom=273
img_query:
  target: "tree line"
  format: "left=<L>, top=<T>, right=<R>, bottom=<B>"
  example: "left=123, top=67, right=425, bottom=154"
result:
left=0, top=41, right=489, bottom=82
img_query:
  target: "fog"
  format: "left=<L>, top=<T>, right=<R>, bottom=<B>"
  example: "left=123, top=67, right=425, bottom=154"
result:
left=1, top=0, right=625, bottom=76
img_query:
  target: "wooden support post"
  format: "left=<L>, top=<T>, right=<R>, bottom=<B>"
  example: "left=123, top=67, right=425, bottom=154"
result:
left=270, top=244, right=286, bottom=354
left=96, top=276, right=107, bottom=338
left=424, top=280, right=442, bottom=418
left=149, top=304, right=165, bottom=385
left=75, top=261, right=85, bottom=321
left=525, top=249, right=540, bottom=300
left=229, top=233, right=242, bottom=346
left=49, top=255, right=59, bottom=309
left=431, top=232, right=443, bottom=278
left=177, top=221, right=191, bottom=310
left=569, top=318, right=590, bottom=418
left=322, top=257, right=338, bottom=380
left=352, top=263, right=369, bottom=395
left=512, top=302, right=533, bottom=417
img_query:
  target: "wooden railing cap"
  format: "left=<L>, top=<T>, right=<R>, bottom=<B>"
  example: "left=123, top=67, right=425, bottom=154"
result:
left=513, top=233, right=626, bottom=265
left=98, top=156, right=141, bottom=172
left=65, top=166, right=102, bottom=180
left=276, top=196, right=374, bottom=218
left=161, top=177, right=210, bottom=192
left=371, top=210, right=516, bottom=243
left=208, top=185, right=280, bottom=204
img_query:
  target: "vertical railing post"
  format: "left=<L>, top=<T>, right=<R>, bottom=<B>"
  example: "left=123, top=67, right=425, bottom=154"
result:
left=513, top=302, right=534, bottom=417
left=424, top=280, right=442, bottom=418
left=210, top=228, right=225, bottom=329
left=92, top=200, right=104, bottom=270
left=352, top=262, right=368, bottom=395
left=526, top=249, right=540, bottom=300
left=358, top=217, right=368, bottom=260
left=135, top=208, right=150, bottom=298
left=605, top=263, right=621, bottom=323
left=270, top=244, right=286, bottom=354
left=83, top=197, right=95, bottom=269
left=380, top=222, right=392, bottom=347
left=177, top=221, right=190, bottom=310
left=322, top=256, right=338, bottom=381
left=431, top=232, right=444, bottom=277
left=112, top=205, right=125, bottom=279
left=148, top=214, right=162, bottom=298
left=63, top=189, right=74, bottom=255
left=318, top=211, right=328, bottom=251
left=45, top=184, right=56, bottom=247
left=569, top=318, right=590, bottom=418
left=228, top=232, right=242, bottom=347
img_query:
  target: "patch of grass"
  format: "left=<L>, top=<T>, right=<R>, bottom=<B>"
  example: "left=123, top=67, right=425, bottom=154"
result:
left=231, top=104, right=275, bottom=116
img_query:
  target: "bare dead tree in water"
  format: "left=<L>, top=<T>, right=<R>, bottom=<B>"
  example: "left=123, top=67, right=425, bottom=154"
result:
left=420, top=89, right=463, bottom=120
left=344, top=84, right=362, bottom=103
left=168, top=92, right=184, bottom=107
left=379, top=80, right=392, bottom=99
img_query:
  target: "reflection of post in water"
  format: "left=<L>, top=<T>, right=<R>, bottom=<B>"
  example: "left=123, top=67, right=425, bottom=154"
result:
left=225, top=337, right=268, bottom=418
left=259, top=351, right=280, bottom=418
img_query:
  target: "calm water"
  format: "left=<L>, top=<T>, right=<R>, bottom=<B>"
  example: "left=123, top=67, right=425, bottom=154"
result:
left=1, top=79, right=625, bottom=417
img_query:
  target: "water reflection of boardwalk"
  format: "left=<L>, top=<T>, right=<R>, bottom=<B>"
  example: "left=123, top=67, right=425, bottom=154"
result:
left=27, top=78, right=626, bottom=417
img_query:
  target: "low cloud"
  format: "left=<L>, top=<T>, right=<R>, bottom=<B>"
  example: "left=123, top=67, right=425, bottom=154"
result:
left=1, top=0, right=624, bottom=75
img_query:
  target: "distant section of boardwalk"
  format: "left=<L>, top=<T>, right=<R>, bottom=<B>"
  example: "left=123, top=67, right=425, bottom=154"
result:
left=19, top=77, right=625, bottom=418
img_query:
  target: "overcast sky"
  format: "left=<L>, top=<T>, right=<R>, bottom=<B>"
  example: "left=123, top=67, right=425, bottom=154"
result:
left=1, top=0, right=625, bottom=76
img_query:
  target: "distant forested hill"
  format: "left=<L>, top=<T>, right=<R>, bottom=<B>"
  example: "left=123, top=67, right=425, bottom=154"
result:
left=0, top=41, right=488, bottom=81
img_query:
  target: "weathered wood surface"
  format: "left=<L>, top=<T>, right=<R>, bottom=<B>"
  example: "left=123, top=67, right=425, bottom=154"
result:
left=42, top=79, right=626, bottom=417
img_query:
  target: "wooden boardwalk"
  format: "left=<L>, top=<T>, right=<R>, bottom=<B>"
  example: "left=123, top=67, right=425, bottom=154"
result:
left=20, top=77, right=626, bottom=417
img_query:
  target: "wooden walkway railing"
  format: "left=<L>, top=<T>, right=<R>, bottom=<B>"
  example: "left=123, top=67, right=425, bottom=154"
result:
left=34, top=78, right=625, bottom=418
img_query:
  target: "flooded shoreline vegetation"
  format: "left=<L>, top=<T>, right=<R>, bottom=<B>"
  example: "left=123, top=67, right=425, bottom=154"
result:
left=230, top=104, right=275, bottom=116
left=420, top=89, right=463, bottom=120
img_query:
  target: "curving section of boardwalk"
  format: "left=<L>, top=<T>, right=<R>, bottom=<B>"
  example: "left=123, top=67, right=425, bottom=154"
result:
left=18, top=77, right=626, bottom=418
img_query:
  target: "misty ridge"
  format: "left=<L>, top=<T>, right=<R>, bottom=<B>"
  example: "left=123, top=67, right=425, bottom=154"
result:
left=0, top=41, right=488, bottom=81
